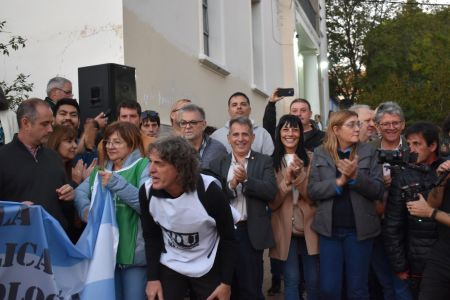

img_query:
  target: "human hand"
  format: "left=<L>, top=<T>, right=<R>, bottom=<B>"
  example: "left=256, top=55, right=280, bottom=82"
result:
left=336, top=155, right=358, bottom=180
left=268, top=88, right=284, bottom=103
left=290, top=155, right=304, bottom=177
left=94, top=112, right=108, bottom=129
left=206, top=283, right=231, bottom=300
left=374, top=200, right=385, bottom=216
left=407, top=194, right=433, bottom=218
left=56, top=184, right=74, bottom=201
left=145, top=280, right=164, bottom=300
left=98, top=170, right=113, bottom=187
left=336, top=174, right=348, bottom=187
left=21, top=201, right=34, bottom=206
left=72, top=159, right=85, bottom=184
left=436, top=160, right=450, bottom=184
left=233, top=163, right=247, bottom=184
left=396, top=271, right=409, bottom=280
left=83, top=158, right=98, bottom=180
left=83, top=118, right=99, bottom=148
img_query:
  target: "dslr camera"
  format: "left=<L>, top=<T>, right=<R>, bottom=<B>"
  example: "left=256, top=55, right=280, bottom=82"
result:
left=401, top=183, right=423, bottom=202
left=377, top=146, right=417, bottom=167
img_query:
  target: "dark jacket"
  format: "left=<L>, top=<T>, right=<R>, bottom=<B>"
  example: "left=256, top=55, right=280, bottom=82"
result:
left=308, top=143, right=384, bottom=240
left=303, top=124, right=325, bottom=152
left=383, top=158, right=444, bottom=274
left=200, top=135, right=227, bottom=169
left=209, top=151, right=278, bottom=250
left=44, top=97, right=57, bottom=114
left=0, top=134, right=70, bottom=230
left=262, top=101, right=324, bottom=151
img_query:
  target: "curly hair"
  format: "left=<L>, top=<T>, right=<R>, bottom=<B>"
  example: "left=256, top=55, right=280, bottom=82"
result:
left=148, top=135, right=199, bottom=192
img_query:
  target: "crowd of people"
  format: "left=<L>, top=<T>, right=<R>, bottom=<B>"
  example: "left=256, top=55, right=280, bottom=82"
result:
left=0, top=78, right=450, bottom=300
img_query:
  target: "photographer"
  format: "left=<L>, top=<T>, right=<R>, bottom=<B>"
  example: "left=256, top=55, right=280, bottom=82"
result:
left=407, top=160, right=450, bottom=300
left=383, top=122, right=446, bottom=298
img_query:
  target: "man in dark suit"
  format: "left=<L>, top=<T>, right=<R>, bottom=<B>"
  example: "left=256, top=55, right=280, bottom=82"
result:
left=209, top=116, right=278, bottom=300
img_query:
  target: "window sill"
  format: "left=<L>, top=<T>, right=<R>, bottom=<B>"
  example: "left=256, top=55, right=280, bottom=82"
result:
left=198, top=53, right=230, bottom=77
left=251, top=84, right=269, bottom=98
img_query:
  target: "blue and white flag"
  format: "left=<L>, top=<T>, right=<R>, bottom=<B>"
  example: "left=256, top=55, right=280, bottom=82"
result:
left=0, top=182, right=119, bottom=300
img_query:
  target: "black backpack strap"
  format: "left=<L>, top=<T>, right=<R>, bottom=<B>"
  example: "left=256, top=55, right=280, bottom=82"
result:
left=197, top=174, right=215, bottom=218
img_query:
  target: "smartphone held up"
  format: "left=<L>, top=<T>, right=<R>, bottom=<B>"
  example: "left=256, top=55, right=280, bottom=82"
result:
left=276, top=88, right=294, bottom=97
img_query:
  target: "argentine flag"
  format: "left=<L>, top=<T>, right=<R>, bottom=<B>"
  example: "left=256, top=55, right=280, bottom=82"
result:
left=0, top=181, right=119, bottom=299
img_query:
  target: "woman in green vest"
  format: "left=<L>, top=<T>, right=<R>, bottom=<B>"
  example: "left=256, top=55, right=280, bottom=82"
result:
left=75, top=121, right=150, bottom=300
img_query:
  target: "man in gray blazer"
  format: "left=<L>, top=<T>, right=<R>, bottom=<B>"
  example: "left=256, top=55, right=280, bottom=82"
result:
left=209, top=116, right=278, bottom=300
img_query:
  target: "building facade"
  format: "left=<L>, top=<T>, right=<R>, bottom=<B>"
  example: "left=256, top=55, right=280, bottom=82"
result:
left=2, top=0, right=329, bottom=127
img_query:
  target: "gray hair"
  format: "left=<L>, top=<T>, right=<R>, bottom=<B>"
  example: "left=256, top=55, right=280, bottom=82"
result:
left=177, top=103, right=206, bottom=121
left=373, top=101, right=405, bottom=123
left=148, top=135, right=199, bottom=193
left=46, top=77, right=71, bottom=96
left=228, top=116, right=253, bottom=135
left=16, top=98, right=49, bottom=128
left=349, top=104, right=372, bottom=113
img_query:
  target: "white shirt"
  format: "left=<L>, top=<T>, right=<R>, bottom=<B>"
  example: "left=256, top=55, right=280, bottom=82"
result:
left=227, top=151, right=250, bottom=221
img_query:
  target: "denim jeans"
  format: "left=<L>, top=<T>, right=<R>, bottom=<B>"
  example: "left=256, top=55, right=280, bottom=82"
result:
left=371, top=234, right=413, bottom=300
left=319, top=228, right=373, bottom=300
left=114, top=265, right=147, bottom=300
left=283, top=236, right=319, bottom=300
left=371, top=234, right=395, bottom=299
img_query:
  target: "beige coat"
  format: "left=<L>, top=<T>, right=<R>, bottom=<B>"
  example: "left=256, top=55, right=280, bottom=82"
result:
left=269, top=154, right=319, bottom=260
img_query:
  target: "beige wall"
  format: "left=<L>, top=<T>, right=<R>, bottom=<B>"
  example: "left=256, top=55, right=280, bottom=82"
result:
left=3, top=0, right=328, bottom=127
left=122, top=0, right=289, bottom=128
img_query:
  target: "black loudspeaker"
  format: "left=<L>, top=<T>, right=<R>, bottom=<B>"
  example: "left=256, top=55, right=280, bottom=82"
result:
left=78, top=63, right=137, bottom=125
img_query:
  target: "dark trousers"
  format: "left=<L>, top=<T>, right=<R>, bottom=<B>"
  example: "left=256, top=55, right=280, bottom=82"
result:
left=160, top=262, right=220, bottom=300
left=419, top=240, right=450, bottom=300
left=419, top=257, right=450, bottom=300
left=231, top=224, right=264, bottom=300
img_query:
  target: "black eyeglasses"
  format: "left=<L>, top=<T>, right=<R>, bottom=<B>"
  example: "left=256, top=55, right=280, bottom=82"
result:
left=141, top=110, right=159, bottom=119
left=178, top=120, right=204, bottom=127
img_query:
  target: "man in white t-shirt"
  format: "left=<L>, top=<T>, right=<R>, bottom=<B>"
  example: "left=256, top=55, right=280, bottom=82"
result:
left=139, top=136, right=237, bottom=300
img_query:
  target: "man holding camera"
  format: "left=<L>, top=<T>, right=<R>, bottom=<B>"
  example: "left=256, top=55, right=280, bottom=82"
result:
left=383, top=121, right=446, bottom=298
left=407, top=160, right=450, bottom=299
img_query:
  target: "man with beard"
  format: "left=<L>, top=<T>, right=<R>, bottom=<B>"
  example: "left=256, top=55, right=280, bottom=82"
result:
left=54, top=98, right=100, bottom=168
left=0, top=98, right=74, bottom=231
